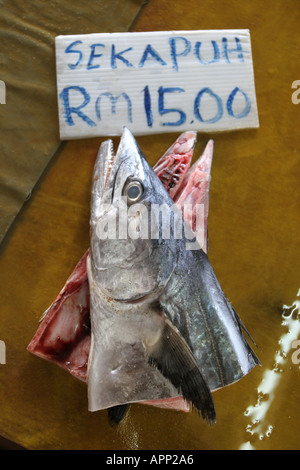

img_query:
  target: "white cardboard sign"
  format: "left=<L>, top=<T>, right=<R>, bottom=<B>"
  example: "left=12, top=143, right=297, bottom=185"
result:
left=55, top=30, right=259, bottom=139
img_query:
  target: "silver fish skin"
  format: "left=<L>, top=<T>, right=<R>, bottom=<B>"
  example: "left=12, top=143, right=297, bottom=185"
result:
left=87, top=127, right=259, bottom=424
left=87, top=128, right=216, bottom=424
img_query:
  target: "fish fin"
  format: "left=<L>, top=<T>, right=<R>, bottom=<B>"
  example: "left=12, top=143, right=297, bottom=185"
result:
left=206, top=228, right=209, bottom=254
left=107, top=404, right=130, bottom=426
left=147, top=318, right=216, bottom=425
left=231, top=306, right=262, bottom=362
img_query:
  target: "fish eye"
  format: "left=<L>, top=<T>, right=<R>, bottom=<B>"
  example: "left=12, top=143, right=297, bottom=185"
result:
left=123, top=178, right=144, bottom=203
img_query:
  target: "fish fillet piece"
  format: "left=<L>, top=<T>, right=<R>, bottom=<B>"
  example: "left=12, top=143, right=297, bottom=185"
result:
left=28, top=250, right=91, bottom=381
left=153, top=131, right=196, bottom=199
left=174, top=139, right=213, bottom=251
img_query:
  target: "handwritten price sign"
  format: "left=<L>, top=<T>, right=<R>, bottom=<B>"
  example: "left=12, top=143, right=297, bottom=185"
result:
left=55, top=30, right=259, bottom=139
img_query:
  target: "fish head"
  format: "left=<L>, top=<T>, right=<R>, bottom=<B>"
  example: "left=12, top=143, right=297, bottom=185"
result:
left=89, top=127, right=180, bottom=301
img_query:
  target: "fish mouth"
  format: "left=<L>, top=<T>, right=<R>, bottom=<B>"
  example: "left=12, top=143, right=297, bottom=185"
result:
left=97, top=127, right=144, bottom=197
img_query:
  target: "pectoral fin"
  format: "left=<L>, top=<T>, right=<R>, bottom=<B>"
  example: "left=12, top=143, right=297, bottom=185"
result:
left=108, top=404, right=129, bottom=425
left=146, top=317, right=216, bottom=425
